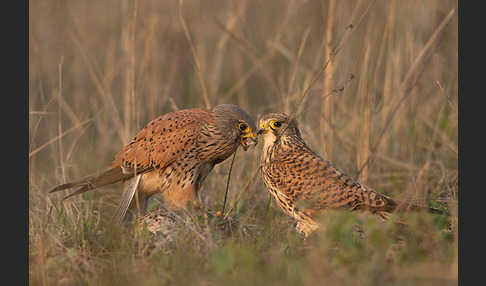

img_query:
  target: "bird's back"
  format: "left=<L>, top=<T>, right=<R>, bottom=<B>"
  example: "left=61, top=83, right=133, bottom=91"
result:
left=112, top=108, right=214, bottom=172
left=261, top=136, right=397, bottom=217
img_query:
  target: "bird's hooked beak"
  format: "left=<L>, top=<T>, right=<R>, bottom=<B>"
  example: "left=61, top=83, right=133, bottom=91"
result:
left=256, top=121, right=269, bottom=135
left=240, top=131, right=258, bottom=151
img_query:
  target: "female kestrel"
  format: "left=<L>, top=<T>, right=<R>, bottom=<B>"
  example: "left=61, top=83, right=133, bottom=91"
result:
left=49, top=104, right=257, bottom=222
left=257, top=112, right=444, bottom=238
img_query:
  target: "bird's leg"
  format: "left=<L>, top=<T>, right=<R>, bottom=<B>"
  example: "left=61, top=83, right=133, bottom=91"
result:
left=295, top=220, right=320, bottom=238
left=292, top=208, right=320, bottom=238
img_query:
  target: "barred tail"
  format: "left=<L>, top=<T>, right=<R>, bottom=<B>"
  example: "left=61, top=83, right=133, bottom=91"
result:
left=48, top=166, right=131, bottom=200
left=380, top=196, right=449, bottom=216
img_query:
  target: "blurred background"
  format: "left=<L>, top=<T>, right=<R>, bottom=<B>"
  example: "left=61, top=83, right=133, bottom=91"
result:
left=29, top=0, right=457, bottom=285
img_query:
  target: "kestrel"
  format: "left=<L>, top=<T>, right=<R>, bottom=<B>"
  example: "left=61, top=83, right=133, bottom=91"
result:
left=257, top=113, right=445, bottom=238
left=49, top=104, right=257, bottom=222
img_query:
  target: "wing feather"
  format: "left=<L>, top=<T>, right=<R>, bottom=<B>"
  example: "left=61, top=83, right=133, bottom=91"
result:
left=112, top=108, right=214, bottom=171
left=112, top=174, right=142, bottom=223
left=265, top=143, right=395, bottom=213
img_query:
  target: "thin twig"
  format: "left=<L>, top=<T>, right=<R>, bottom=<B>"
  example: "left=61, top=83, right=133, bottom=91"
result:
left=355, top=8, right=456, bottom=178
left=223, top=165, right=261, bottom=220
left=69, top=26, right=126, bottom=142
left=57, top=57, right=67, bottom=189
left=222, top=148, right=238, bottom=215
left=178, top=0, right=211, bottom=109
left=400, top=9, right=456, bottom=92
left=209, top=1, right=248, bottom=97
left=29, top=119, right=93, bottom=158
left=29, top=111, right=54, bottom=115
left=213, top=18, right=281, bottom=97
left=284, top=0, right=378, bottom=136
left=288, top=27, right=312, bottom=95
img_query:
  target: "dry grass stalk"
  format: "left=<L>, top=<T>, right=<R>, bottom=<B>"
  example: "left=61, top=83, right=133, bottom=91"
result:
left=320, top=0, right=335, bottom=160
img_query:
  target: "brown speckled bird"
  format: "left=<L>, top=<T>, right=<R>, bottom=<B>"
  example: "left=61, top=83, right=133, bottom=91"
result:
left=257, top=113, right=444, bottom=238
left=49, top=104, right=257, bottom=222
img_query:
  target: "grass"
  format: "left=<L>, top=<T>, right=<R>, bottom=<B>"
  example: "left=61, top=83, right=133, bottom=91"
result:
left=29, top=0, right=457, bottom=285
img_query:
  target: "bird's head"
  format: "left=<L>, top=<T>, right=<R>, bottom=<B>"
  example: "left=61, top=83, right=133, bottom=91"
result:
left=212, top=104, right=258, bottom=151
left=257, top=113, right=302, bottom=143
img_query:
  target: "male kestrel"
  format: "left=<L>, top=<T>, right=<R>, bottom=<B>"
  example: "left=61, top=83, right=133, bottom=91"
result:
left=257, top=113, right=445, bottom=238
left=49, top=104, right=257, bottom=222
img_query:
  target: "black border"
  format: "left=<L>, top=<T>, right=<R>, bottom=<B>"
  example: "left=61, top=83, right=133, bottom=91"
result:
left=4, top=0, right=29, bottom=284
left=458, top=1, right=480, bottom=285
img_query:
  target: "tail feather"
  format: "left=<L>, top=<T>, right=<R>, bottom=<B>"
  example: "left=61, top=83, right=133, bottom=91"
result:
left=49, top=166, right=132, bottom=199
left=358, top=189, right=448, bottom=217
left=382, top=197, right=449, bottom=216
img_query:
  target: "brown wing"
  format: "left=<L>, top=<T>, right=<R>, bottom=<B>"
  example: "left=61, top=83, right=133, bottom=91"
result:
left=49, top=109, right=213, bottom=199
left=112, top=108, right=214, bottom=172
left=266, top=145, right=396, bottom=214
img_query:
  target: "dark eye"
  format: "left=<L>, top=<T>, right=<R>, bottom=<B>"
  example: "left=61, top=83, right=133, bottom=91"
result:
left=238, top=122, right=248, bottom=131
left=270, top=121, right=281, bottom=128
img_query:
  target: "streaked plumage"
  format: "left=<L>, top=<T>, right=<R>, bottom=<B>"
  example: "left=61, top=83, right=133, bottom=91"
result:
left=257, top=113, right=444, bottom=238
left=49, top=104, right=257, bottom=222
